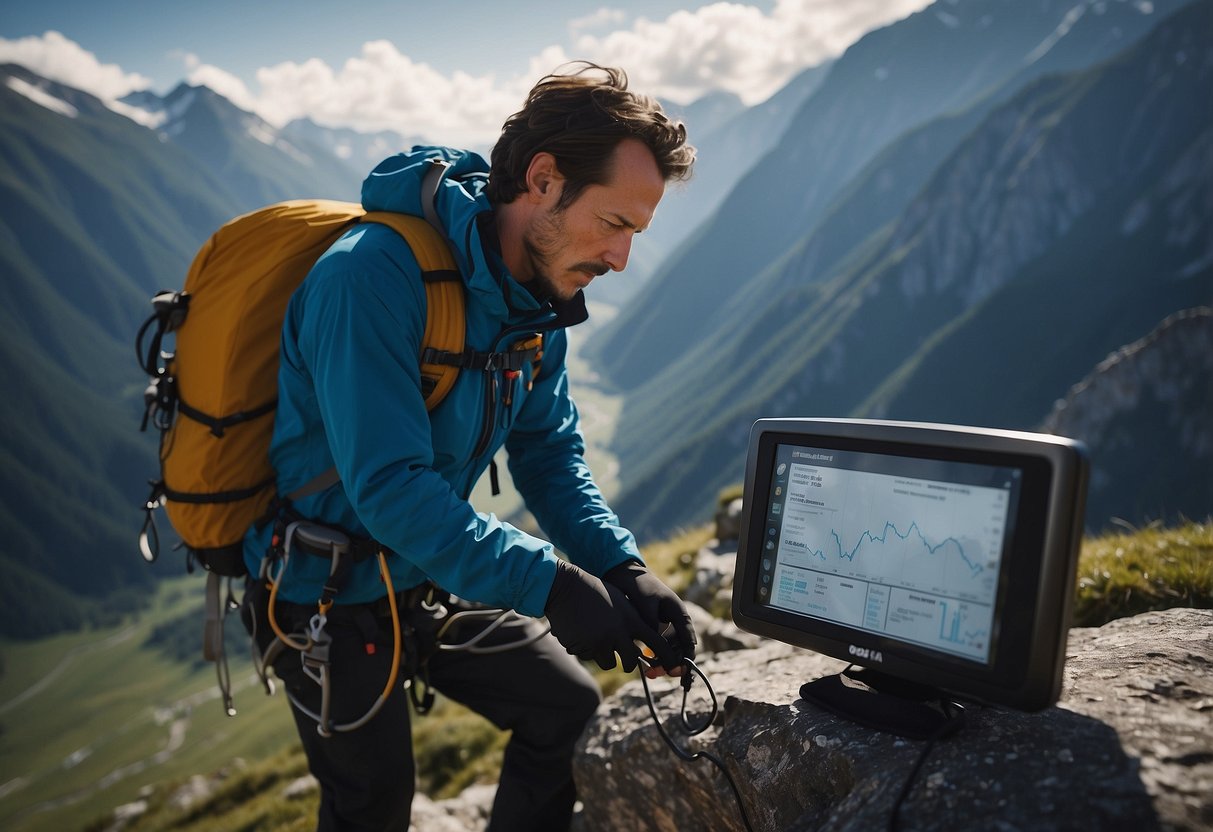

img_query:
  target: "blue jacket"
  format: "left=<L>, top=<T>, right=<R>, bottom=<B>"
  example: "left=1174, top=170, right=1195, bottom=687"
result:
left=242, top=146, right=642, bottom=617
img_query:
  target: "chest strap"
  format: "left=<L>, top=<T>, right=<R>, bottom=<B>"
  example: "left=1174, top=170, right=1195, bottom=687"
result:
left=421, top=344, right=540, bottom=372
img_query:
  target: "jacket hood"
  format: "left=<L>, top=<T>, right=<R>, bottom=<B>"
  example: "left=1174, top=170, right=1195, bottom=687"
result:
left=362, top=146, right=529, bottom=316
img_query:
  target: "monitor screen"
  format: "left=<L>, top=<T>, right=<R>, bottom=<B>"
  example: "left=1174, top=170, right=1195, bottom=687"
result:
left=733, top=419, right=1088, bottom=711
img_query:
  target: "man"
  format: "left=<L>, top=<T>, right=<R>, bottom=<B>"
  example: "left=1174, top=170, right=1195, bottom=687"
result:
left=242, top=62, right=698, bottom=831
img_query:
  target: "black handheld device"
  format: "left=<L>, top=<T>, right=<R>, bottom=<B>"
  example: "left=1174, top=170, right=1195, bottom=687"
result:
left=732, top=418, right=1088, bottom=712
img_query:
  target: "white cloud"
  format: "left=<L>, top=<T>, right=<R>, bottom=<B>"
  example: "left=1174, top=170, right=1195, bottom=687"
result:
left=564, top=0, right=934, bottom=105
left=569, top=7, right=628, bottom=35
left=230, top=41, right=523, bottom=148
left=183, top=1, right=934, bottom=146
left=0, top=30, right=151, bottom=101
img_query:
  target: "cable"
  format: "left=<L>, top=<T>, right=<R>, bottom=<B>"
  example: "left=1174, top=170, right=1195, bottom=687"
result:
left=639, top=659, right=756, bottom=832
left=886, top=699, right=966, bottom=832
left=435, top=606, right=552, bottom=654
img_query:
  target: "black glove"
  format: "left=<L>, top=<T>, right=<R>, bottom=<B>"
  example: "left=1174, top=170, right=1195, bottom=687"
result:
left=545, top=560, right=660, bottom=672
left=603, top=559, right=697, bottom=672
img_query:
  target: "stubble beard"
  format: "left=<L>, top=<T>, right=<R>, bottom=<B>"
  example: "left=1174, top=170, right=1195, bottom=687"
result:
left=521, top=205, right=608, bottom=302
left=522, top=212, right=564, bottom=301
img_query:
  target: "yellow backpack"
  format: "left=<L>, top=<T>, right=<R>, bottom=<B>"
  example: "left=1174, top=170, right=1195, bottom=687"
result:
left=136, top=184, right=547, bottom=716
left=136, top=200, right=470, bottom=575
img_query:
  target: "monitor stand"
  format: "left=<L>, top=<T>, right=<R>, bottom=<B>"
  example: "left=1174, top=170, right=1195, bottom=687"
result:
left=799, top=667, right=967, bottom=740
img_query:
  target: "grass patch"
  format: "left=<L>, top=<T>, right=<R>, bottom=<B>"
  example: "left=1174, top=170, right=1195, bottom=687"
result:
left=84, top=748, right=318, bottom=832
left=1073, top=518, right=1212, bottom=626
left=639, top=523, right=714, bottom=596
left=411, top=697, right=507, bottom=800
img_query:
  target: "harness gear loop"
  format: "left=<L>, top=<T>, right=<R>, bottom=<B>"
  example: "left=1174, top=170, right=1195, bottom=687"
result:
left=139, top=481, right=165, bottom=563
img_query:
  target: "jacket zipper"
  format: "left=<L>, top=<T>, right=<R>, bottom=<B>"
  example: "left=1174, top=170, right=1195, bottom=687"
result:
left=466, top=309, right=568, bottom=483
left=472, top=363, right=498, bottom=461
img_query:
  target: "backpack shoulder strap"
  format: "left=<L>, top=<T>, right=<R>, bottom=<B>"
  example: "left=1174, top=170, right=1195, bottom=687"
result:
left=359, top=211, right=465, bottom=410
left=283, top=211, right=466, bottom=504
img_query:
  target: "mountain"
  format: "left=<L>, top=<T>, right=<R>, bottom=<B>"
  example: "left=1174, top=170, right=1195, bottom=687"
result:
left=280, top=117, right=426, bottom=175
left=604, top=0, right=1213, bottom=540
left=0, top=65, right=401, bottom=637
left=586, top=0, right=1196, bottom=390
left=680, top=0, right=1192, bottom=360
left=0, top=65, right=250, bottom=635
left=148, top=83, right=363, bottom=205
left=592, top=63, right=832, bottom=306
left=1042, top=308, right=1213, bottom=530
left=662, top=90, right=746, bottom=137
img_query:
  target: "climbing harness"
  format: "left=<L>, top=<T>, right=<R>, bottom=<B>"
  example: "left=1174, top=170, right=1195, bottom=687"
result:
left=252, top=516, right=548, bottom=736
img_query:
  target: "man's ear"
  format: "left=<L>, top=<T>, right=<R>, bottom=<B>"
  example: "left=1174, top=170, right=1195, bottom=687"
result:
left=525, top=152, right=564, bottom=203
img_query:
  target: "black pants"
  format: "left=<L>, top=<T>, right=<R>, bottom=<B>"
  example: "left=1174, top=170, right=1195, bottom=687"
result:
left=244, top=582, right=602, bottom=832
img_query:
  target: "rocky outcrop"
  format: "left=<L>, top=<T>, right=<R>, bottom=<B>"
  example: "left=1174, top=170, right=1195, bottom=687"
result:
left=574, top=607, right=1213, bottom=831
left=1042, top=307, right=1213, bottom=530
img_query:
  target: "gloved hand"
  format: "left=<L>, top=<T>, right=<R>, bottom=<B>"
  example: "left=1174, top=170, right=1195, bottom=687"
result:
left=603, top=559, right=697, bottom=672
left=544, top=559, right=661, bottom=672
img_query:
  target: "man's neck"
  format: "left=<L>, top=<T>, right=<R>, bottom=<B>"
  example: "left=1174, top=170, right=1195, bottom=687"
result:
left=492, top=197, right=533, bottom=283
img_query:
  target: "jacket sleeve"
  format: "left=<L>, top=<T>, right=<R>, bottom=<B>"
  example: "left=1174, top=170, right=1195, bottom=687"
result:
left=504, top=328, right=644, bottom=577
left=291, top=234, right=559, bottom=617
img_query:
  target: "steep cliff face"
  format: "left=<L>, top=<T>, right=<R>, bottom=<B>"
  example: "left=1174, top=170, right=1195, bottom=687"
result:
left=1043, top=307, right=1213, bottom=530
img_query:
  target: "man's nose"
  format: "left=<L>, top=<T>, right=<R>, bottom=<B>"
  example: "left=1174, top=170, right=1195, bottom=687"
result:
left=603, top=233, right=633, bottom=272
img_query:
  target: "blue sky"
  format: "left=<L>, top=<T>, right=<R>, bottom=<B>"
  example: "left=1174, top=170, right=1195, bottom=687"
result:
left=1, top=1, right=702, bottom=92
left=0, top=1, right=932, bottom=144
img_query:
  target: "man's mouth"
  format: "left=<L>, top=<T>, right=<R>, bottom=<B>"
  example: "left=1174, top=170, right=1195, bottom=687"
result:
left=573, top=262, right=610, bottom=281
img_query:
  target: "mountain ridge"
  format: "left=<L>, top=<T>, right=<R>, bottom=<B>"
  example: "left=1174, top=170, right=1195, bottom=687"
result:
left=585, top=0, right=1194, bottom=391
left=606, top=0, right=1213, bottom=540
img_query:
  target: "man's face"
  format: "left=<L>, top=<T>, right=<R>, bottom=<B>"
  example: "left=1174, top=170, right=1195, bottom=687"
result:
left=521, top=138, right=665, bottom=301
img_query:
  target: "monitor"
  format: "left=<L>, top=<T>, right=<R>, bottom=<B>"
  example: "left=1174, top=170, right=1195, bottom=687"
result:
left=732, top=418, right=1088, bottom=712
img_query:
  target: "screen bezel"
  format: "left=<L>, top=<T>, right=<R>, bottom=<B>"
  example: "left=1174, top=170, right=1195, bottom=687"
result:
left=732, top=418, right=1087, bottom=711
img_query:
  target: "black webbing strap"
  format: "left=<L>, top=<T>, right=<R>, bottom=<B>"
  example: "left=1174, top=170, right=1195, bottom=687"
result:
left=136, top=290, right=190, bottom=375
left=177, top=396, right=277, bottom=438
left=163, top=476, right=276, bottom=505
left=421, top=345, right=539, bottom=372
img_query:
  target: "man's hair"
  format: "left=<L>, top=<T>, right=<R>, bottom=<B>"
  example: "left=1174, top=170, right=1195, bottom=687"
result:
left=487, top=62, right=695, bottom=209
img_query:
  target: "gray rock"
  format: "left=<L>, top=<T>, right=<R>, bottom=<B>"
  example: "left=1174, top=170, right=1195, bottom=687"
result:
left=684, top=542, right=739, bottom=615
left=574, top=608, right=1212, bottom=831
left=687, top=601, right=762, bottom=656
left=410, top=783, right=496, bottom=831
left=101, top=799, right=148, bottom=832
left=280, top=774, right=318, bottom=801
left=716, top=498, right=745, bottom=543
left=169, top=774, right=215, bottom=811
